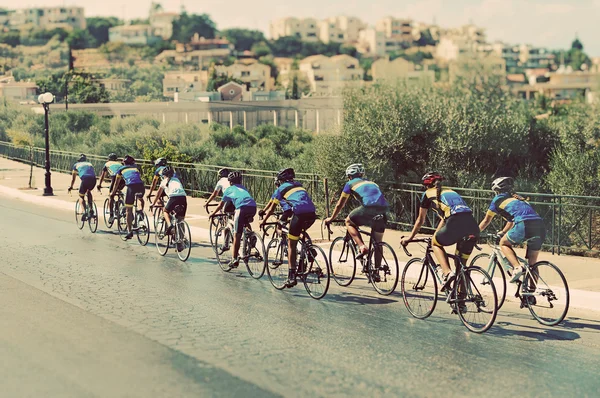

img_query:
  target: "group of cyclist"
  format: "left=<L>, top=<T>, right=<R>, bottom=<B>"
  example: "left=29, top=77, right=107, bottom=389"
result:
left=70, top=151, right=545, bottom=291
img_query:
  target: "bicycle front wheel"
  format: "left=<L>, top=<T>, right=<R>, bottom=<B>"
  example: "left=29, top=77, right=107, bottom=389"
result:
left=154, top=216, right=170, bottom=256
left=244, top=231, right=266, bottom=279
left=470, top=253, right=507, bottom=310
left=302, top=244, right=330, bottom=300
left=329, top=237, right=356, bottom=287
left=369, top=242, right=399, bottom=296
left=215, top=226, right=234, bottom=272
left=88, top=201, right=98, bottom=233
left=523, top=261, right=569, bottom=326
left=116, top=202, right=128, bottom=241
left=136, top=211, right=150, bottom=246
left=75, top=201, right=85, bottom=229
left=401, top=258, right=438, bottom=319
left=209, top=216, right=220, bottom=248
left=266, top=238, right=287, bottom=290
left=175, top=221, right=192, bottom=262
left=456, top=266, right=498, bottom=333
left=103, top=198, right=113, bottom=228
left=152, top=206, right=162, bottom=230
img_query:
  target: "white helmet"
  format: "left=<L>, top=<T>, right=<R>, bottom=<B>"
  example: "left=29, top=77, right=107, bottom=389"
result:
left=491, top=177, right=514, bottom=193
left=345, top=163, right=365, bottom=178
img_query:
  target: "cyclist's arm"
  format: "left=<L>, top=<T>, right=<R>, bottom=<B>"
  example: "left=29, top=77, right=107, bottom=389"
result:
left=69, top=171, right=77, bottom=190
left=152, top=187, right=165, bottom=208
left=260, top=199, right=276, bottom=222
left=147, top=176, right=159, bottom=198
left=327, top=194, right=349, bottom=220
left=479, top=212, right=495, bottom=232
left=209, top=200, right=225, bottom=218
left=205, top=189, right=220, bottom=207
left=405, top=207, right=428, bottom=241
left=97, top=170, right=106, bottom=188
left=110, top=175, right=122, bottom=196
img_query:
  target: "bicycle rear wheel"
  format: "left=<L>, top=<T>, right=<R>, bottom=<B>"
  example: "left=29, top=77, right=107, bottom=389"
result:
left=88, top=201, right=98, bottom=233
left=152, top=206, right=162, bottom=230
left=470, top=253, right=507, bottom=310
left=522, top=261, right=569, bottom=326
left=154, top=216, right=170, bottom=256
left=401, top=258, right=438, bottom=319
left=117, top=203, right=128, bottom=241
left=136, top=211, right=150, bottom=246
left=244, top=231, right=266, bottom=279
left=369, top=242, right=399, bottom=295
left=266, top=237, right=287, bottom=290
left=103, top=198, right=113, bottom=228
left=302, top=244, right=330, bottom=300
left=215, top=226, right=234, bottom=272
left=75, top=201, right=85, bottom=229
left=456, top=266, right=498, bottom=333
left=175, top=221, right=192, bottom=262
left=209, top=216, right=221, bottom=248
left=329, top=237, right=356, bottom=287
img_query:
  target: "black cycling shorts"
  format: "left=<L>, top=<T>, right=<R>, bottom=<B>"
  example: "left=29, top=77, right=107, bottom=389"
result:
left=348, top=205, right=388, bottom=233
left=79, top=176, right=96, bottom=197
left=434, top=212, right=479, bottom=264
left=108, top=177, right=125, bottom=193
left=233, top=206, right=256, bottom=233
left=507, top=219, right=546, bottom=252
left=288, top=212, right=316, bottom=240
left=125, top=183, right=145, bottom=207
left=224, top=201, right=235, bottom=214
left=165, top=196, right=187, bottom=217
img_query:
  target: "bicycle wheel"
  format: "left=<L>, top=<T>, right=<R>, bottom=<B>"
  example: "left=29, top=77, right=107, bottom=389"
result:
left=175, top=221, right=192, bottom=262
left=215, top=226, right=234, bottom=272
left=470, top=253, right=507, bottom=310
left=209, top=216, right=221, bottom=248
left=329, top=236, right=356, bottom=287
left=266, top=237, right=287, bottom=290
left=75, top=201, right=85, bottom=229
left=244, top=231, right=266, bottom=279
left=152, top=206, right=162, bottom=230
left=88, top=201, right=98, bottom=233
left=456, top=266, right=498, bottom=333
left=522, top=261, right=569, bottom=326
left=117, top=203, right=128, bottom=241
left=154, top=215, right=170, bottom=256
left=369, top=242, right=399, bottom=296
left=103, top=198, right=113, bottom=228
left=302, top=244, right=330, bottom=300
left=135, top=211, right=150, bottom=246
left=262, top=224, right=276, bottom=241
left=401, top=258, right=438, bottom=319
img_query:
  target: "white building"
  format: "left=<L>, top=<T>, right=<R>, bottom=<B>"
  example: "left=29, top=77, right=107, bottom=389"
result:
left=149, top=11, right=178, bottom=40
left=162, top=71, right=209, bottom=98
left=10, top=6, right=85, bottom=31
left=319, top=16, right=366, bottom=43
left=215, top=60, right=273, bottom=91
left=299, top=54, right=364, bottom=96
left=376, top=17, right=414, bottom=43
left=270, top=17, right=319, bottom=42
left=109, top=25, right=161, bottom=46
left=357, top=28, right=386, bottom=56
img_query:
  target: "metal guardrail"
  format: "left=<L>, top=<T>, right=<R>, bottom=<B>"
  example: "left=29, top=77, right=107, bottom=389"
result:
left=2, top=140, right=600, bottom=255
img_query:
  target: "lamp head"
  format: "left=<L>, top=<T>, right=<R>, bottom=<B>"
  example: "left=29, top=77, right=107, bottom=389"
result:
left=38, top=92, right=55, bottom=105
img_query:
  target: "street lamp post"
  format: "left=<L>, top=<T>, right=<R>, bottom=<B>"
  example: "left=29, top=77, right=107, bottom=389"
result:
left=38, top=92, right=55, bottom=196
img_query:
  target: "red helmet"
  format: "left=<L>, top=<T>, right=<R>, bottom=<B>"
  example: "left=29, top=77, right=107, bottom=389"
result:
left=421, top=172, right=443, bottom=187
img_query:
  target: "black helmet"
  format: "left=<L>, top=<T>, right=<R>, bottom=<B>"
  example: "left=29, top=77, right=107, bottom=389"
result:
left=218, top=168, right=230, bottom=178
left=421, top=171, right=443, bottom=187
left=491, top=177, right=514, bottom=193
left=161, top=166, right=174, bottom=178
left=154, top=158, right=167, bottom=167
left=108, top=153, right=118, bottom=161
left=276, top=168, right=295, bottom=182
left=123, top=155, right=135, bottom=165
left=227, top=171, right=242, bottom=184
left=78, top=153, right=87, bottom=162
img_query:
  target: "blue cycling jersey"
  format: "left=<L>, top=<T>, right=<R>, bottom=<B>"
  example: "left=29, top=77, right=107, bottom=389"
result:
left=117, top=165, right=144, bottom=186
left=222, top=184, right=256, bottom=209
left=421, top=188, right=472, bottom=219
left=73, top=161, right=96, bottom=179
left=341, top=178, right=388, bottom=207
left=103, top=161, right=122, bottom=177
left=271, top=181, right=316, bottom=214
left=487, top=193, right=541, bottom=223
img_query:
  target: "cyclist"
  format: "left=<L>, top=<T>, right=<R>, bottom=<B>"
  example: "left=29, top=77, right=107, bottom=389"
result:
left=147, top=158, right=170, bottom=201
left=150, top=166, right=187, bottom=237
left=68, top=154, right=96, bottom=220
left=96, top=153, right=124, bottom=223
left=400, top=172, right=479, bottom=291
left=209, top=171, right=257, bottom=269
left=259, top=168, right=317, bottom=288
left=204, top=168, right=235, bottom=215
left=324, top=163, right=389, bottom=260
left=478, top=177, right=545, bottom=283
left=112, top=155, right=145, bottom=240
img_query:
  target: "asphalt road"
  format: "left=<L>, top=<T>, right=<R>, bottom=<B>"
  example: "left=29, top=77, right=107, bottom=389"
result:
left=1, top=195, right=600, bottom=397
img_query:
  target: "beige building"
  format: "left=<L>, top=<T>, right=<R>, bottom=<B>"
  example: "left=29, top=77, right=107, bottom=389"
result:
left=376, top=17, right=414, bottom=43
left=436, top=24, right=487, bottom=62
left=109, top=25, right=161, bottom=46
left=97, top=78, right=130, bottom=93
left=319, top=16, right=366, bottom=44
left=149, top=11, right=178, bottom=40
left=0, top=81, right=38, bottom=102
left=357, top=28, right=386, bottom=56
left=162, top=71, right=209, bottom=98
left=299, top=54, right=364, bottom=96
left=270, top=17, right=319, bottom=41
left=371, top=57, right=435, bottom=84
left=10, top=6, right=85, bottom=31
left=517, top=69, right=600, bottom=102
left=215, top=60, right=273, bottom=91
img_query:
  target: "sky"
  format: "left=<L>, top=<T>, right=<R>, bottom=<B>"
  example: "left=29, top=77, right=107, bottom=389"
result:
left=2, top=0, right=599, bottom=56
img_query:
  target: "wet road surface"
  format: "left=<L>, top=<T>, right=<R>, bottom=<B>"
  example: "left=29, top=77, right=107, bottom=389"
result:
left=1, top=196, right=599, bottom=397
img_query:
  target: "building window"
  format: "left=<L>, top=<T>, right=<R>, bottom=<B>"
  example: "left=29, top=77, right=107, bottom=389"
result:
left=338, top=34, right=344, bottom=39
left=241, top=71, right=250, bottom=77
left=307, top=32, right=316, bottom=37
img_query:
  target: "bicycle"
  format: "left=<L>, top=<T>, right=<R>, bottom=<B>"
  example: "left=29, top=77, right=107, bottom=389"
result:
left=116, top=193, right=150, bottom=246
left=470, top=233, right=569, bottom=326
left=100, top=188, right=124, bottom=229
left=213, top=213, right=266, bottom=279
left=150, top=194, right=165, bottom=230
left=400, top=237, right=498, bottom=333
left=206, top=203, right=233, bottom=249
left=70, top=187, right=98, bottom=233
left=154, top=204, right=193, bottom=262
left=326, top=218, right=399, bottom=296
left=263, top=217, right=330, bottom=300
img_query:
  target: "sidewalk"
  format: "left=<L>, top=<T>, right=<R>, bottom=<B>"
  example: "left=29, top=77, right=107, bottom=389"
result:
left=1, top=156, right=598, bottom=311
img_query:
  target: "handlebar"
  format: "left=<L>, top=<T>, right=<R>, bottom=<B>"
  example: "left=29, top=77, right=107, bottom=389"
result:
left=399, top=236, right=433, bottom=257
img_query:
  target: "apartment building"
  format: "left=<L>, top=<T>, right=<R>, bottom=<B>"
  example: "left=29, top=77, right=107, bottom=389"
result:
left=371, top=57, right=434, bottom=84
left=357, top=28, right=386, bottom=56
left=97, top=78, right=130, bottom=93
left=109, top=24, right=161, bottom=46
left=0, top=81, right=38, bottom=102
left=435, top=24, right=487, bottom=62
left=10, top=6, right=85, bottom=31
left=270, top=17, right=320, bottom=42
left=162, top=71, right=209, bottom=98
left=319, top=16, right=366, bottom=43
left=299, top=54, right=364, bottom=96
left=528, top=69, right=600, bottom=101
left=149, top=11, right=178, bottom=40
left=215, top=60, right=273, bottom=91
left=376, top=17, right=414, bottom=43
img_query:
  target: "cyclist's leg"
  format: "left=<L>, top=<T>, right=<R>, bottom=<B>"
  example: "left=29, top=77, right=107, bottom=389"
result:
left=77, top=179, right=87, bottom=210
left=501, top=221, right=525, bottom=268
left=108, top=177, right=116, bottom=216
left=432, top=221, right=452, bottom=275
left=164, top=196, right=174, bottom=230
left=124, top=186, right=135, bottom=233
left=524, top=219, right=545, bottom=266
left=85, top=178, right=95, bottom=212
left=287, top=212, right=304, bottom=273
left=454, top=214, right=479, bottom=267
left=346, top=206, right=369, bottom=255
left=232, top=206, right=255, bottom=260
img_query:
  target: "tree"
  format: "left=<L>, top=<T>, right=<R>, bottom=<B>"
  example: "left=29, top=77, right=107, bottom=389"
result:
left=416, top=29, right=436, bottom=47
left=340, top=44, right=357, bottom=57
left=67, top=29, right=97, bottom=50
left=221, top=28, right=265, bottom=52
left=171, top=12, right=217, bottom=42
left=69, top=73, right=110, bottom=103
left=270, top=36, right=303, bottom=57
left=251, top=41, right=272, bottom=57
left=0, top=30, right=20, bottom=47
left=86, top=17, right=121, bottom=47
left=571, top=38, right=583, bottom=51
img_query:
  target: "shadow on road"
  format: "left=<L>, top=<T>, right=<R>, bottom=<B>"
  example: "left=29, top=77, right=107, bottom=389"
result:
left=327, top=293, right=398, bottom=306
left=489, top=320, right=581, bottom=342
left=559, top=317, right=600, bottom=333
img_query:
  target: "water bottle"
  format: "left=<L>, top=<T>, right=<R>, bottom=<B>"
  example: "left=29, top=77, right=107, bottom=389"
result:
left=500, top=256, right=513, bottom=274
